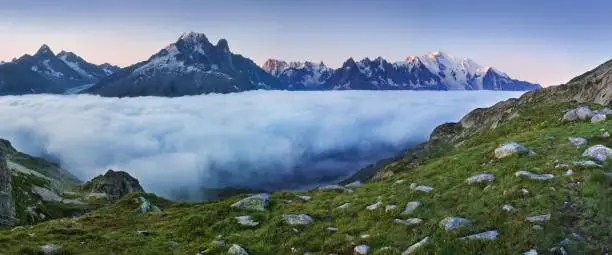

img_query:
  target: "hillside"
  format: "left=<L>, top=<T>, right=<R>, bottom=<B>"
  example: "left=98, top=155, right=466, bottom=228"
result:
left=0, top=61, right=610, bottom=254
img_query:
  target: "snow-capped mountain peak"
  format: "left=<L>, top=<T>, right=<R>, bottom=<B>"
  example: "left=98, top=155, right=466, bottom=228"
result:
left=35, top=44, right=55, bottom=57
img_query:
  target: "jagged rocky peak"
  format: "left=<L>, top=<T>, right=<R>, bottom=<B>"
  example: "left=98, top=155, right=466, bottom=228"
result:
left=34, top=44, right=55, bottom=57
left=178, top=31, right=210, bottom=44
left=82, top=169, right=144, bottom=200
left=216, top=38, right=230, bottom=52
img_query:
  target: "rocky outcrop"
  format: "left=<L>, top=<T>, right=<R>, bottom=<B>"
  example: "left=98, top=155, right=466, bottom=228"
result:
left=82, top=170, right=144, bottom=200
left=0, top=152, right=16, bottom=226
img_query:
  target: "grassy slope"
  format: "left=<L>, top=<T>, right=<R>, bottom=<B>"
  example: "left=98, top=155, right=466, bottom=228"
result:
left=0, top=101, right=610, bottom=255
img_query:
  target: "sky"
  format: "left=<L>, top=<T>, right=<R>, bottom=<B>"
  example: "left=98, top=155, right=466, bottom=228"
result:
left=1, top=0, right=611, bottom=86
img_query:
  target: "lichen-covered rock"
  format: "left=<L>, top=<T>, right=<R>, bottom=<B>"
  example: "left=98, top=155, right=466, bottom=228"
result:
left=235, top=216, right=259, bottom=227
left=230, top=193, right=271, bottom=211
left=82, top=169, right=144, bottom=200
left=525, top=214, right=551, bottom=222
left=228, top=244, right=248, bottom=255
left=0, top=152, right=16, bottom=226
left=591, top=113, right=607, bottom=123
left=402, top=236, right=429, bottom=254
left=283, top=214, right=313, bottom=225
left=136, top=196, right=162, bottom=213
left=515, top=171, right=554, bottom=181
left=582, top=145, right=612, bottom=161
left=465, top=173, right=495, bottom=184
left=494, top=142, right=530, bottom=159
left=568, top=137, right=587, bottom=147
left=439, top=217, right=471, bottom=231
left=402, top=201, right=421, bottom=214
left=458, top=230, right=499, bottom=240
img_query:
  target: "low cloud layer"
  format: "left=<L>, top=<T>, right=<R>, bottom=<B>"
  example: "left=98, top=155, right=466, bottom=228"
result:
left=0, top=90, right=523, bottom=200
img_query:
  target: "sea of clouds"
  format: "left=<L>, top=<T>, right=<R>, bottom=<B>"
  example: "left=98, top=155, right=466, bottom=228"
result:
left=0, top=90, right=524, bottom=200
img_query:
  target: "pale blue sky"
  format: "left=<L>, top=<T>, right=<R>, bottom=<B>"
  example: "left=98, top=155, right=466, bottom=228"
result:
left=1, top=0, right=611, bottom=86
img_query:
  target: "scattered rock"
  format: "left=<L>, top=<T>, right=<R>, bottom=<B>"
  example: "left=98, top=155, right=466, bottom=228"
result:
left=327, top=227, right=338, bottom=232
left=82, top=169, right=145, bottom=200
left=555, top=163, right=569, bottom=168
left=458, top=230, right=499, bottom=240
left=515, top=170, right=554, bottom=181
left=394, top=218, right=423, bottom=226
left=345, top=181, right=363, bottom=189
left=228, top=244, right=248, bottom=255
left=602, top=131, right=610, bottom=139
left=318, top=185, right=353, bottom=193
left=366, top=201, right=382, bottom=210
left=572, top=160, right=603, bottom=168
left=296, top=195, right=311, bottom=201
left=40, top=244, right=60, bottom=255
left=283, top=214, right=313, bottom=225
left=394, top=179, right=405, bottom=185
left=231, top=193, right=271, bottom=212
left=523, top=249, right=538, bottom=255
left=565, top=169, right=574, bottom=176
left=402, top=201, right=421, bottom=215
left=549, top=247, right=567, bottom=255
left=591, top=113, right=607, bottom=123
left=532, top=225, right=543, bottom=230
left=582, top=145, right=612, bottom=162
left=235, top=216, right=259, bottom=227
left=576, top=106, right=595, bottom=120
left=136, top=196, right=162, bottom=213
left=494, top=142, right=529, bottom=159
left=502, top=204, right=515, bottom=212
left=562, top=109, right=579, bottom=121
left=409, top=183, right=433, bottom=193
left=568, top=137, right=587, bottom=147
left=402, top=236, right=429, bottom=254
left=354, top=245, right=370, bottom=254
left=136, top=230, right=150, bottom=236
left=337, top=203, right=350, bottom=209
left=465, top=173, right=495, bottom=184
left=439, top=217, right=471, bottom=231
left=385, top=205, right=397, bottom=212
left=520, top=188, right=530, bottom=195
left=525, top=214, right=551, bottom=222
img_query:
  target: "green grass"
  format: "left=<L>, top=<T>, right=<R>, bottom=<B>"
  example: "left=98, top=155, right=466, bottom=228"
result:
left=0, top=101, right=610, bottom=254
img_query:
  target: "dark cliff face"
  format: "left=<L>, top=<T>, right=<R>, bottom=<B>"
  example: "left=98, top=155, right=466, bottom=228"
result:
left=82, top=170, right=145, bottom=200
left=0, top=152, right=16, bottom=226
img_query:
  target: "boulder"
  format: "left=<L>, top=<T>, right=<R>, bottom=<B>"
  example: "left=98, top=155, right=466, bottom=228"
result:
left=82, top=169, right=144, bottom=200
left=571, top=160, right=603, bottom=168
left=409, top=183, right=433, bottom=193
left=337, top=203, right=351, bottom=209
left=515, top=171, right=554, bottom=181
left=0, top=152, right=16, bottom=226
left=523, top=249, right=538, bottom=255
left=439, top=217, right=471, bottom=231
left=354, top=245, right=370, bottom=254
left=458, top=230, right=499, bottom=240
left=385, top=205, right=398, bottom=212
left=465, top=173, right=495, bottom=184
left=575, top=106, right=595, bottom=120
left=602, top=131, right=610, bottom=139
left=582, top=145, right=612, bottom=162
left=283, top=214, right=313, bottom=225
left=562, top=109, right=579, bottom=122
left=228, top=244, right=248, bottom=255
left=568, top=137, right=587, bottom=147
left=591, top=113, right=607, bottom=123
left=366, top=201, right=382, bottom=210
left=402, top=201, right=421, bottom=215
left=502, top=204, right=515, bottom=212
left=235, top=216, right=259, bottom=227
left=318, top=184, right=353, bottom=193
left=402, top=236, right=429, bottom=254
left=494, top=142, right=530, bottom=159
left=136, top=196, right=162, bottom=213
left=525, top=214, right=551, bottom=222
left=394, top=218, right=423, bottom=226
left=230, top=193, right=271, bottom=212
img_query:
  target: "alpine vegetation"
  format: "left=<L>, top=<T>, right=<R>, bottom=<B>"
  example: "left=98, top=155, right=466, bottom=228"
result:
left=0, top=90, right=523, bottom=199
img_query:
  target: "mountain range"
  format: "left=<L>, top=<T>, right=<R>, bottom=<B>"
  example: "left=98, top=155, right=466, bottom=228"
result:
left=0, top=32, right=541, bottom=96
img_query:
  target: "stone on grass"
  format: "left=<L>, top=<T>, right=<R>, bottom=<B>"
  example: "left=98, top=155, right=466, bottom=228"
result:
left=385, top=205, right=397, bottom=212
left=582, top=145, right=612, bottom=162
left=515, top=171, right=554, bottom=181
left=354, top=245, right=370, bottom=254
left=572, top=160, right=603, bottom=168
left=402, top=201, right=421, bottom=214
left=283, top=214, right=313, bottom=225
left=494, top=142, right=529, bottom=159
left=525, top=214, right=551, bottom=222
left=360, top=234, right=371, bottom=239
left=402, top=236, right=429, bottom=255
left=502, top=204, right=515, bottom=212
left=549, top=247, right=567, bottom=255
left=591, top=113, right=607, bottom=123
left=136, top=196, right=162, bottom=213
left=235, top=216, right=259, bottom=227
left=565, top=169, right=574, bottom=176
left=602, top=131, right=610, bottom=139
left=562, top=109, right=579, bottom=121
left=465, top=173, right=495, bottom=184
left=297, top=195, right=311, bottom=201
left=409, top=183, right=433, bottom=193
left=366, top=201, right=382, bottom=210
left=439, top=217, right=471, bottom=231
left=318, top=184, right=353, bottom=193
left=523, top=249, right=538, bottom=255
left=136, top=230, right=149, bottom=236
left=168, top=241, right=178, bottom=248
left=568, top=137, right=587, bottom=147
left=576, top=106, right=595, bottom=120
left=41, top=244, right=60, bottom=254
left=345, top=181, right=363, bottom=189
left=327, top=227, right=338, bottom=232
left=458, top=230, right=499, bottom=241
left=228, top=244, right=248, bottom=255
left=230, top=193, right=271, bottom=212
left=394, top=218, right=423, bottom=226
left=337, top=203, right=350, bottom=209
